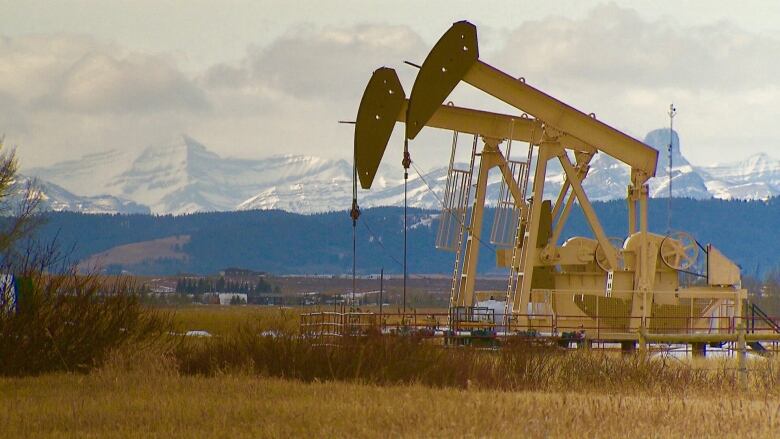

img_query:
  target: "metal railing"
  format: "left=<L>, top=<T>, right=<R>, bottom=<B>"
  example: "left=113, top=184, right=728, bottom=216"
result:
left=300, top=312, right=377, bottom=346
left=300, top=310, right=780, bottom=347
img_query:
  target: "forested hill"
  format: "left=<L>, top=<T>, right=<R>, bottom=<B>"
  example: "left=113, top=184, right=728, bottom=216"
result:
left=29, top=197, right=780, bottom=276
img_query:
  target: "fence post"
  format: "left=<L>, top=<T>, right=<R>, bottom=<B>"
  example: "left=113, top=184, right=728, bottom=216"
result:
left=638, top=327, right=647, bottom=354
left=737, top=322, right=748, bottom=391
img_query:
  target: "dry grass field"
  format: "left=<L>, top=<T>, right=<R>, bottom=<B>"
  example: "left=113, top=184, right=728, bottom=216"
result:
left=167, top=305, right=449, bottom=335
left=5, top=305, right=780, bottom=438
left=169, top=305, right=301, bottom=335
left=3, top=368, right=780, bottom=438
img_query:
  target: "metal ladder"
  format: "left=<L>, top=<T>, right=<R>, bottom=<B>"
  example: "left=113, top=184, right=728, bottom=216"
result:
left=448, top=135, right=479, bottom=308
left=503, top=143, right=535, bottom=324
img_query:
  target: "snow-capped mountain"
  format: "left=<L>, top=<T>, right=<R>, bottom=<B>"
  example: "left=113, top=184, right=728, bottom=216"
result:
left=28, top=136, right=355, bottom=214
left=27, top=148, right=141, bottom=198
left=697, top=153, right=780, bottom=200
left=22, top=130, right=780, bottom=214
left=15, top=176, right=149, bottom=214
left=644, top=129, right=711, bottom=199
left=237, top=162, right=453, bottom=212
left=235, top=128, right=780, bottom=211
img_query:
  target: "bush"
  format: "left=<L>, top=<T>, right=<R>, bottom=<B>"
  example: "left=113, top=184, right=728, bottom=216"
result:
left=0, top=140, right=172, bottom=376
left=0, top=270, right=173, bottom=376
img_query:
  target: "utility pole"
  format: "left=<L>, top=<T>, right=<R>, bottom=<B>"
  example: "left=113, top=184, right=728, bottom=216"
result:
left=667, top=104, right=676, bottom=233
left=379, top=267, right=384, bottom=319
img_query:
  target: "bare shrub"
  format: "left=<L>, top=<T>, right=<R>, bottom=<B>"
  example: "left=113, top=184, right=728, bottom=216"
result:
left=0, top=140, right=172, bottom=376
left=0, top=270, right=173, bottom=376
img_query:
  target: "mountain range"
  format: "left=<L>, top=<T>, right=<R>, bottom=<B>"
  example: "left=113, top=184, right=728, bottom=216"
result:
left=22, top=129, right=780, bottom=215
left=30, top=199, right=780, bottom=277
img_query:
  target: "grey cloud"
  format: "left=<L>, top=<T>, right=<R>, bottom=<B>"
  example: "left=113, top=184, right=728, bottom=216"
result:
left=8, top=9, right=780, bottom=171
left=0, top=35, right=208, bottom=166
left=0, top=34, right=99, bottom=102
left=0, top=92, right=28, bottom=135
left=205, top=24, right=427, bottom=100
left=39, top=51, right=209, bottom=113
left=0, top=34, right=209, bottom=114
left=203, top=63, right=248, bottom=89
left=497, top=4, right=780, bottom=91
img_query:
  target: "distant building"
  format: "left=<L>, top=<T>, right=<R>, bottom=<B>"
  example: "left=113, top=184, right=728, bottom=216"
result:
left=145, top=278, right=177, bottom=294
left=202, top=293, right=248, bottom=305
left=342, top=290, right=382, bottom=307
left=298, top=291, right=323, bottom=306
left=150, top=285, right=176, bottom=294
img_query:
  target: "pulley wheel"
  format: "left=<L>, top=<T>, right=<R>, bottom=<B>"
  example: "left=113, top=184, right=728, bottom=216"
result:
left=595, top=237, right=625, bottom=272
left=660, top=231, right=699, bottom=271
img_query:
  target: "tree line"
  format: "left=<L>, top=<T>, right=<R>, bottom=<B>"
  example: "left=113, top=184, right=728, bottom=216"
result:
left=175, top=276, right=280, bottom=295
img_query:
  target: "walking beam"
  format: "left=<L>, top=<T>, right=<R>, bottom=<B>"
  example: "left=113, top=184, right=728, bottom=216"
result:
left=405, top=20, right=658, bottom=178
left=355, top=67, right=593, bottom=189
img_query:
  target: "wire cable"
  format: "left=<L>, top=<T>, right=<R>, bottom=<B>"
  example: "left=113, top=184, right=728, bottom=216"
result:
left=359, top=216, right=404, bottom=269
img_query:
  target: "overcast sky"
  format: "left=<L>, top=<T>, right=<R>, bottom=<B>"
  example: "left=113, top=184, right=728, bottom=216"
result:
left=3, top=0, right=780, bottom=171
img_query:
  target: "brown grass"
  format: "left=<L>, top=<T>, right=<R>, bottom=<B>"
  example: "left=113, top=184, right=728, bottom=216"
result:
left=173, top=330, right=780, bottom=397
left=4, top=305, right=780, bottom=437
left=164, top=308, right=778, bottom=396
left=2, top=368, right=780, bottom=438
left=168, top=305, right=300, bottom=335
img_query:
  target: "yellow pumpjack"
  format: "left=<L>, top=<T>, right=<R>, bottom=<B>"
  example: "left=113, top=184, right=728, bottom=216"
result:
left=354, top=20, right=749, bottom=347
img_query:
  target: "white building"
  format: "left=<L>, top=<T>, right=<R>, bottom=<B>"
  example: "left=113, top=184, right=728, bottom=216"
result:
left=202, top=293, right=248, bottom=305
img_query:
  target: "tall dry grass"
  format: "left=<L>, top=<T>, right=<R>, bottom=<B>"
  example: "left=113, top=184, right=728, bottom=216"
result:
left=172, top=324, right=778, bottom=396
left=3, top=370, right=780, bottom=438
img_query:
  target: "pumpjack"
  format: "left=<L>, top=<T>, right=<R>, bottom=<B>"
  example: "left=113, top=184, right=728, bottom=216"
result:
left=354, top=21, right=745, bottom=337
